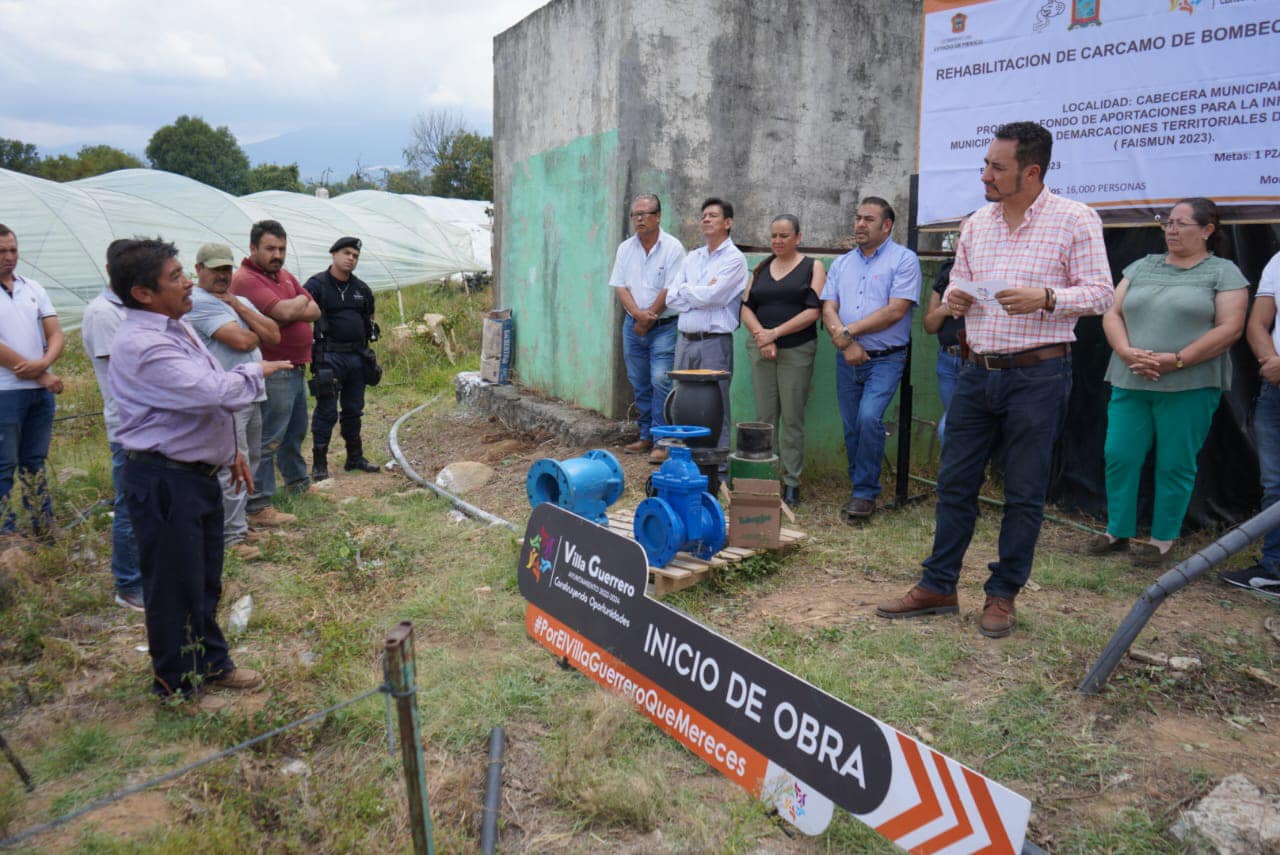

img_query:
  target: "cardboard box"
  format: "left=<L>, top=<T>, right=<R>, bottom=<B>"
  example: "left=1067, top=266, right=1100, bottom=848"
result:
left=728, top=478, right=782, bottom=549
left=480, top=308, right=513, bottom=384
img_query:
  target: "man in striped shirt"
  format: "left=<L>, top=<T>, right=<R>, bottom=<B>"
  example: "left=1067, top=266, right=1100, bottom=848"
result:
left=877, top=121, right=1113, bottom=639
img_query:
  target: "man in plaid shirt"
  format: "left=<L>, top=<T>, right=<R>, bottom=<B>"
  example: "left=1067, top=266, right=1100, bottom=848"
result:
left=877, top=121, right=1113, bottom=639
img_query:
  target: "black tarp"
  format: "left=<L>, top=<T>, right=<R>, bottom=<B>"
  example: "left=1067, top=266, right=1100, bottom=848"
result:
left=1049, top=224, right=1280, bottom=532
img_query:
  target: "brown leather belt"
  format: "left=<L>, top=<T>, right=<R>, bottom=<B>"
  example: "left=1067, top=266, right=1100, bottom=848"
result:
left=968, top=343, right=1069, bottom=370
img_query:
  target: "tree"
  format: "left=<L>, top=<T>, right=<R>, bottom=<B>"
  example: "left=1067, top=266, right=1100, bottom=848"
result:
left=146, top=115, right=249, bottom=194
left=429, top=132, right=492, bottom=200
left=39, top=145, right=143, bottom=181
left=246, top=162, right=303, bottom=193
left=385, top=168, right=431, bottom=195
left=403, top=109, right=466, bottom=173
left=0, top=138, right=41, bottom=175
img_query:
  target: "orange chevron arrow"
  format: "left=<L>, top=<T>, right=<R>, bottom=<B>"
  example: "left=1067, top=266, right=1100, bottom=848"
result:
left=915, top=749, right=973, bottom=853
left=962, top=766, right=1015, bottom=855
left=874, top=732, right=1016, bottom=855
left=875, top=733, right=942, bottom=841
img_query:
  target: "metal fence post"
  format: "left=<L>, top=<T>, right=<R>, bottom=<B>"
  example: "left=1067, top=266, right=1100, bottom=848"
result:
left=385, top=621, right=434, bottom=855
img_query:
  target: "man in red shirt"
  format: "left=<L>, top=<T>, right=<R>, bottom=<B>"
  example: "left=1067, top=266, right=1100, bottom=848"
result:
left=231, top=220, right=319, bottom=527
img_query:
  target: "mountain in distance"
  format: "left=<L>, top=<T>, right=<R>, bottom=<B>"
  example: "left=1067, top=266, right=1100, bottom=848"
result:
left=243, top=118, right=412, bottom=183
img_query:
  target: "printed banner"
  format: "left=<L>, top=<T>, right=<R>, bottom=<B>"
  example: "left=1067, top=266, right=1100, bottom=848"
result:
left=519, top=503, right=1031, bottom=852
left=919, top=0, right=1280, bottom=224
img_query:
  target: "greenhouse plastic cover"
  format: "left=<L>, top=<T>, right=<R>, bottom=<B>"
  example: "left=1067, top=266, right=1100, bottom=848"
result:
left=0, top=167, right=487, bottom=328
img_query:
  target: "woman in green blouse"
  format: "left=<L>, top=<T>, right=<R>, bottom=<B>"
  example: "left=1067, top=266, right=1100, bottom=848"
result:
left=1092, top=197, right=1249, bottom=567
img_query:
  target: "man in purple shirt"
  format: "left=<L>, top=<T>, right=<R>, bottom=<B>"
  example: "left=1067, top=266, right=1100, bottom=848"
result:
left=107, top=238, right=291, bottom=702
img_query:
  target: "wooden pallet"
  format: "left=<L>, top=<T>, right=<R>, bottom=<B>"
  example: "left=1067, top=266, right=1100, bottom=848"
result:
left=606, top=506, right=805, bottom=597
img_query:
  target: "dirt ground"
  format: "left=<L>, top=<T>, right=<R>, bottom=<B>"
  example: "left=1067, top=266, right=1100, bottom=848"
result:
left=392, top=397, right=1280, bottom=850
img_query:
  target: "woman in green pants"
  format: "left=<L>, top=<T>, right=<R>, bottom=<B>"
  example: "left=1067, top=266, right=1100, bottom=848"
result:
left=1092, top=197, right=1249, bottom=566
left=740, top=215, right=826, bottom=507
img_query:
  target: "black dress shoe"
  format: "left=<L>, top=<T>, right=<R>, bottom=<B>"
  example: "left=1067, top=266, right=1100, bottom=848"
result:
left=782, top=485, right=801, bottom=507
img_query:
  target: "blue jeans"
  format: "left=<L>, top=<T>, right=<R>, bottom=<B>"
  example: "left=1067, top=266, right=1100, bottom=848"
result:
left=834, top=349, right=907, bottom=500
left=249, top=368, right=309, bottom=513
left=622, top=319, right=677, bottom=441
left=1254, top=383, right=1280, bottom=572
left=921, top=356, right=1072, bottom=599
left=108, top=442, right=142, bottom=595
left=935, top=348, right=963, bottom=446
left=0, top=388, right=55, bottom=534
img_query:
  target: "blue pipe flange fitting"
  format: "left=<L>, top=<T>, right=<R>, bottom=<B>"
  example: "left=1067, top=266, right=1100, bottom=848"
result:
left=526, top=449, right=625, bottom=524
left=633, top=426, right=726, bottom=567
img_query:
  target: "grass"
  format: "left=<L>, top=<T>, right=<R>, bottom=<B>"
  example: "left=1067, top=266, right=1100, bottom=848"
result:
left=0, top=279, right=1278, bottom=851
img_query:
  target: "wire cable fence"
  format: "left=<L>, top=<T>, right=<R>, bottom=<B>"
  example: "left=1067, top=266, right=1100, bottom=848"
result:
left=1, top=623, right=437, bottom=853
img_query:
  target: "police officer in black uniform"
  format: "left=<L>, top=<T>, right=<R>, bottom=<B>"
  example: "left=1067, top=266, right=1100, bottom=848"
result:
left=305, top=236, right=381, bottom=479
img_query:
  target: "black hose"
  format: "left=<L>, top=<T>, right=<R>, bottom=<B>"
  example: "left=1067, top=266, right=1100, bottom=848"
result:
left=1079, top=499, right=1280, bottom=694
left=481, top=726, right=505, bottom=855
left=387, top=400, right=519, bottom=532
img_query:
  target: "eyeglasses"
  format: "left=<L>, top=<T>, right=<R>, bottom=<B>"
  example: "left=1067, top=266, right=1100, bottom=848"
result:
left=630, top=210, right=659, bottom=220
left=1159, top=219, right=1199, bottom=230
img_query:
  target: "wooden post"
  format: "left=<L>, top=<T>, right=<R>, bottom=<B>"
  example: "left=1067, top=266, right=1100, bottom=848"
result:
left=385, top=621, right=434, bottom=855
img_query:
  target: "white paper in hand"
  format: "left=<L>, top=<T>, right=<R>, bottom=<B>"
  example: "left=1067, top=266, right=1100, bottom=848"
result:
left=949, top=279, right=1006, bottom=303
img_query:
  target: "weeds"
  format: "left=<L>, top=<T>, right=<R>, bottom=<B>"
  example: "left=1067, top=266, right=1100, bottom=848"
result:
left=0, top=279, right=1277, bottom=851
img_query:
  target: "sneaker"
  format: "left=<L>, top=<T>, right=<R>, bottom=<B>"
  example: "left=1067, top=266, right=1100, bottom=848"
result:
left=1219, top=564, right=1280, bottom=600
left=210, top=668, right=265, bottom=692
left=114, top=590, right=145, bottom=612
left=875, top=585, right=959, bottom=619
left=243, top=529, right=264, bottom=544
left=229, top=542, right=262, bottom=561
left=247, top=507, right=296, bottom=528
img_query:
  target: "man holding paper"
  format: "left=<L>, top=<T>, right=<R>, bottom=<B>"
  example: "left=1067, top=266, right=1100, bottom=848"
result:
left=877, top=121, right=1113, bottom=639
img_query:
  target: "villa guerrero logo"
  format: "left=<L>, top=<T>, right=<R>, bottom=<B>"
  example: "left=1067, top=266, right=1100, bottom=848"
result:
left=525, top=526, right=556, bottom=583
left=951, top=12, right=966, bottom=33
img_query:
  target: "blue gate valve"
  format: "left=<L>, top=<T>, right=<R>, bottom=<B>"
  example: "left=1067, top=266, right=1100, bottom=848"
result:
left=526, top=449, right=625, bottom=524
left=633, top=426, right=726, bottom=567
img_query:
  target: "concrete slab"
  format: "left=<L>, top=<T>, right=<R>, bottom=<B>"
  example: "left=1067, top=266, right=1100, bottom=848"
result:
left=455, top=371, right=634, bottom=448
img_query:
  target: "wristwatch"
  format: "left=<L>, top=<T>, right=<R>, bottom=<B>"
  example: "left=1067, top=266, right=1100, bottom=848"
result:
left=1174, top=351, right=1185, bottom=370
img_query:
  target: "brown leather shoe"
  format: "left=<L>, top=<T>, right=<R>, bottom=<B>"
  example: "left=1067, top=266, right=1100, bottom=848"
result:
left=842, top=497, right=875, bottom=522
left=876, top=585, right=959, bottom=619
left=247, top=507, right=296, bottom=528
left=979, top=596, right=1017, bottom=638
left=211, top=668, right=265, bottom=692
left=649, top=446, right=669, bottom=465
left=1086, top=534, right=1129, bottom=555
left=624, top=439, right=653, bottom=454
left=1131, top=543, right=1176, bottom=569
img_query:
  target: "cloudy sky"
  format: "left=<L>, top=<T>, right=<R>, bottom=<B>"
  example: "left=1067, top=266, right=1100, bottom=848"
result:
left=0, top=0, right=547, bottom=177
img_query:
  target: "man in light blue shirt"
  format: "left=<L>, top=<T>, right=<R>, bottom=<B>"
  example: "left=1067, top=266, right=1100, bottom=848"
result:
left=609, top=193, right=685, bottom=463
left=187, top=243, right=281, bottom=560
left=665, top=197, right=749, bottom=461
left=82, top=239, right=143, bottom=610
left=821, top=197, right=921, bottom=520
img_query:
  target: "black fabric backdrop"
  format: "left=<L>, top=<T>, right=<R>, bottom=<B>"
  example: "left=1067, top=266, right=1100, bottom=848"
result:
left=1048, top=224, right=1280, bottom=532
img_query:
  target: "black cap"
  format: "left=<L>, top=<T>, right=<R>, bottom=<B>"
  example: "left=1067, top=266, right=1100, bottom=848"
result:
left=329, top=236, right=362, bottom=253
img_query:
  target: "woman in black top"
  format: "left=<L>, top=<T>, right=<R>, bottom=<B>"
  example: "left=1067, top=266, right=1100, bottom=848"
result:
left=921, top=216, right=969, bottom=447
left=741, top=214, right=827, bottom=506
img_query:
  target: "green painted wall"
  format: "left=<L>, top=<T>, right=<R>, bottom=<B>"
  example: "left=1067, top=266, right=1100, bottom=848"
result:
left=728, top=256, right=946, bottom=478
left=502, top=135, right=947, bottom=476
left=504, top=130, right=623, bottom=414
